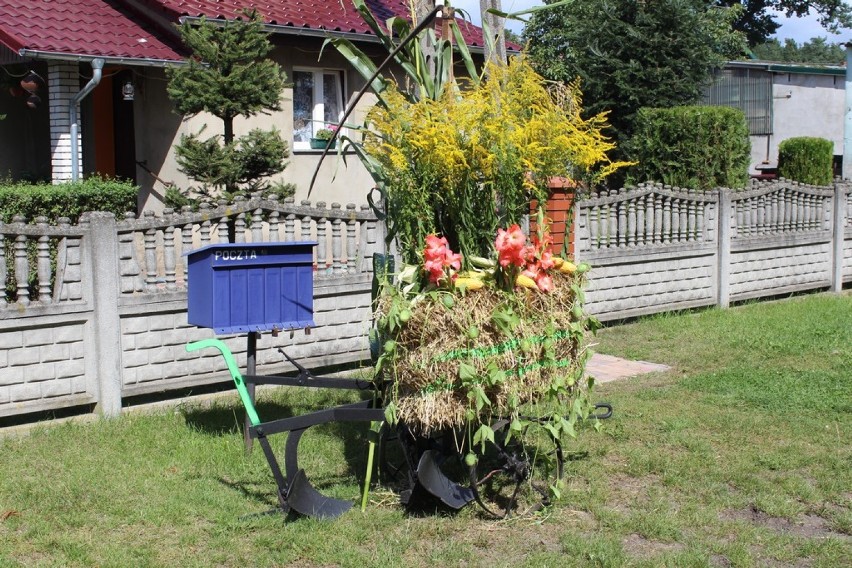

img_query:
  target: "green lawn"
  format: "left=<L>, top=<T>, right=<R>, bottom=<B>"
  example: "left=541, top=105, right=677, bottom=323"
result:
left=1, top=292, right=850, bottom=567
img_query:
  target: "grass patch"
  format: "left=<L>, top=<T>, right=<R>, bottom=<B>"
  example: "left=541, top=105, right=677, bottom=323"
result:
left=1, top=292, right=850, bottom=567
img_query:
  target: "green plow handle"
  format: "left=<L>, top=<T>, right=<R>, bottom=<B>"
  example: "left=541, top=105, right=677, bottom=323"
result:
left=186, top=339, right=261, bottom=427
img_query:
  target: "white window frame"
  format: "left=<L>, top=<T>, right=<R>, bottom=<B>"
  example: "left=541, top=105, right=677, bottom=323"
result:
left=292, top=67, right=346, bottom=151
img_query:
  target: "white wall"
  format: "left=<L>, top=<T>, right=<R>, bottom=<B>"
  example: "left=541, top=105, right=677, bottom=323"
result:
left=749, top=70, right=845, bottom=173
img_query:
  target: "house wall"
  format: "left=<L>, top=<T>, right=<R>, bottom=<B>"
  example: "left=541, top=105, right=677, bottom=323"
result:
left=748, top=71, right=845, bottom=173
left=133, top=36, right=380, bottom=213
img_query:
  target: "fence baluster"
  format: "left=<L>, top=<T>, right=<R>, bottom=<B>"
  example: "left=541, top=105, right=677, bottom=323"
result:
left=362, top=204, right=376, bottom=272
left=654, top=193, right=663, bottom=244
left=14, top=232, right=30, bottom=306
left=35, top=217, right=52, bottom=304
left=182, top=213, right=193, bottom=289
left=589, top=205, right=600, bottom=249
left=251, top=208, right=263, bottom=243
left=769, top=191, right=778, bottom=232
left=284, top=198, right=295, bottom=241
left=268, top=209, right=280, bottom=242
left=144, top=220, right=158, bottom=293
left=300, top=200, right=312, bottom=241
left=662, top=196, right=671, bottom=244
left=794, top=192, right=803, bottom=231
left=605, top=197, right=615, bottom=247
left=627, top=198, right=636, bottom=247
left=235, top=212, right=246, bottom=243
left=804, top=194, right=813, bottom=230
left=218, top=215, right=229, bottom=244
left=316, top=202, right=327, bottom=273
left=164, top=219, right=177, bottom=291
left=781, top=189, right=790, bottom=232
left=331, top=203, right=343, bottom=274
left=347, top=204, right=357, bottom=273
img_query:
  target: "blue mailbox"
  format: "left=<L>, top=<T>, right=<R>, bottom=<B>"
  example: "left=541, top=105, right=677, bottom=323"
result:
left=186, top=242, right=317, bottom=334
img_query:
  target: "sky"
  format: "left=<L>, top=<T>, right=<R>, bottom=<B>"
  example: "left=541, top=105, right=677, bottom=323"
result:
left=450, top=0, right=852, bottom=44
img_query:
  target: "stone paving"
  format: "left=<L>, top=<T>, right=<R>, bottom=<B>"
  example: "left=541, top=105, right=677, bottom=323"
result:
left=586, top=353, right=671, bottom=383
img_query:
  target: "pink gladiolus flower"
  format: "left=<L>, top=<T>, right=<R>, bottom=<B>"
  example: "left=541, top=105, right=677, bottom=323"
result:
left=539, top=251, right=555, bottom=271
left=536, top=273, right=554, bottom=292
left=446, top=250, right=462, bottom=271
left=496, top=224, right=527, bottom=268
left=425, top=234, right=449, bottom=257
left=423, top=234, right=462, bottom=285
left=522, top=267, right=539, bottom=280
left=495, top=224, right=525, bottom=252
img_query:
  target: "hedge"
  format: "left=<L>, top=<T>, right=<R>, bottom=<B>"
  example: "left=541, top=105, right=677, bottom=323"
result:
left=777, top=137, right=834, bottom=186
left=627, top=106, right=751, bottom=190
left=0, top=176, right=138, bottom=223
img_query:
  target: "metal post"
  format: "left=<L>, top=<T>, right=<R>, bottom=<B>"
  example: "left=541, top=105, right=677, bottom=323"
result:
left=843, top=43, right=852, bottom=181
left=244, top=331, right=258, bottom=452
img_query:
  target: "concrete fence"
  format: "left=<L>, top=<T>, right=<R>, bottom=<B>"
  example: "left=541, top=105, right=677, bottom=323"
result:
left=1, top=196, right=383, bottom=418
left=2, top=179, right=850, bottom=421
left=575, top=179, right=851, bottom=321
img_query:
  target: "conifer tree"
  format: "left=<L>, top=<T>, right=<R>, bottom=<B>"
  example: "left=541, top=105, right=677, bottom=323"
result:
left=166, top=10, right=292, bottom=198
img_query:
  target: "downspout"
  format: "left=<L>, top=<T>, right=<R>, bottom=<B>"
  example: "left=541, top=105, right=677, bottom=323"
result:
left=70, top=58, right=104, bottom=182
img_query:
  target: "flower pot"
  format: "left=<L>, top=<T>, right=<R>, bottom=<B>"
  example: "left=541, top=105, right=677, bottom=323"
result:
left=310, top=138, right=335, bottom=150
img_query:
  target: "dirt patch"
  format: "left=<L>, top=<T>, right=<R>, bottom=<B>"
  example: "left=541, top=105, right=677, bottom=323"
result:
left=720, top=506, right=851, bottom=541
left=709, top=553, right=732, bottom=567
left=621, top=533, right=684, bottom=558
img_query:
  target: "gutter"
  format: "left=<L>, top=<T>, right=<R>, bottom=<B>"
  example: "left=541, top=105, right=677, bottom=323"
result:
left=726, top=59, right=845, bottom=77
left=18, top=48, right=184, bottom=68
left=70, top=59, right=103, bottom=182
left=177, top=16, right=491, bottom=55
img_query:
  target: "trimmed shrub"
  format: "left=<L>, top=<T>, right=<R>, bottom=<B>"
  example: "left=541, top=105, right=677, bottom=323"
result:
left=628, top=106, right=750, bottom=190
left=0, top=176, right=138, bottom=223
left=777, top=137, right=834, bottom=186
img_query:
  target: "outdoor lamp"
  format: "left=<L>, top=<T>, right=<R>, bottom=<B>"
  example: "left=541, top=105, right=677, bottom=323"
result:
left=122, top=79, right=135, bottom=101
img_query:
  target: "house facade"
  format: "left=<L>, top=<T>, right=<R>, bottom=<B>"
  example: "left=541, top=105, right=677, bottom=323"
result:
left=0, top=0, right=489, bottom=210
left=704, top=60, right=847, bottom=177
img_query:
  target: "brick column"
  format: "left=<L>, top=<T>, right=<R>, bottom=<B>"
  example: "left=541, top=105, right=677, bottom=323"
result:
left=48, top=62, right=79, bottom=184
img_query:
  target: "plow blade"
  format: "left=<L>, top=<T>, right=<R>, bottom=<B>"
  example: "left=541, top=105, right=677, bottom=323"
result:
left=416, top=450, right=474, bottom=510
left=286, top=468, right=353, bottom=519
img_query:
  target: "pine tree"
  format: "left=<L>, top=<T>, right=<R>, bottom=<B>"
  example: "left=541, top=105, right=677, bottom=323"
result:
left=166, top=10, right=292, bottom=198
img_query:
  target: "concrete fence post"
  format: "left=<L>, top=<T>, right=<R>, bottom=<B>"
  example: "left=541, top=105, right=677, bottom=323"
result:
left=831, top=183, right=847, bottom=292
left=717, top=189, right=732, bottom=308
left=86, top=212, right=124, bottom=416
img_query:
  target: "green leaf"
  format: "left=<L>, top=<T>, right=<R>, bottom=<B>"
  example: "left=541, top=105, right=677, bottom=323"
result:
left=473, top=424, right=495, bottom=453
left=458, top=362, right=478, bottom=383
left=384, top=401, right=397, bottom=425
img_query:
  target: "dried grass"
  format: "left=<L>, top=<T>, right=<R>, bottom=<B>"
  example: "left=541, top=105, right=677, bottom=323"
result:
left=380, top=271, right=591, bottom=434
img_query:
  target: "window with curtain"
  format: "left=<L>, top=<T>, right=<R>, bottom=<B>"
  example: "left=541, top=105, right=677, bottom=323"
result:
left=292, top=68, right=345, bottom=149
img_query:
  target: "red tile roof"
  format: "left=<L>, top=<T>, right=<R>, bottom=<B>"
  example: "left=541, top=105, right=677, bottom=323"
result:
left=0, top=0, right=185, bottom=62
left=0, top=0, right=493, bottom=64
left=133, top=0, right=491, bottom=47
